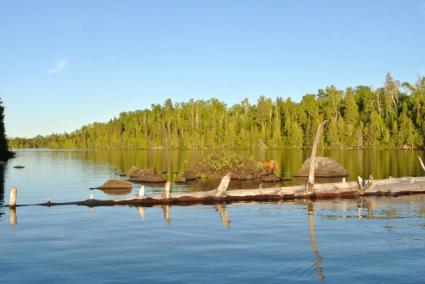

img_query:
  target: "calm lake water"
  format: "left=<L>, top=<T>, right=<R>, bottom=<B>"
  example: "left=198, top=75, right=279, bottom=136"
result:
left=1, top=149, right=425, bottom=283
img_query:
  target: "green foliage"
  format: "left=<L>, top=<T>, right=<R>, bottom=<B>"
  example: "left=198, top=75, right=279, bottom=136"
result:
left=9, top=75, right=425, bottom=150
left=198, top=153, right=253, bottom=172
left=0, top=99, right=14, bottom=160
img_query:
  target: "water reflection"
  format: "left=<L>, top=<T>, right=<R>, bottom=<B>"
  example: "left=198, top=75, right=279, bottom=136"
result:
left=96, top=187, right=132, bottom=195
left=162, top=205, right=171, bottom=225
left=9, top=207, right=17, bottom=232
left=308, top=201, right=325, bottom=281
left=214, top=204, right=231, bottom=228
left=138, top=207, right=145, bottom=220
left=0, top=163, right=5, bottom=217
left=66, top=149, right=425, bottom=184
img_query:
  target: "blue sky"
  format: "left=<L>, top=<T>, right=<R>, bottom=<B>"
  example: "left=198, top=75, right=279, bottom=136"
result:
left=1, top=0, right=424, bottom=138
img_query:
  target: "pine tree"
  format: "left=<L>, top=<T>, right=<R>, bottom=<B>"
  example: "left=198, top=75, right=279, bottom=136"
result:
left=0, top=99, right=14, bottom=161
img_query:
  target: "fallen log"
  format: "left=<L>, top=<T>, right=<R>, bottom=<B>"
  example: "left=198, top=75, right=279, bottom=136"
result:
left=49, top=175, right=425, bottom=207
left=4, top=175, right=425, bottom=208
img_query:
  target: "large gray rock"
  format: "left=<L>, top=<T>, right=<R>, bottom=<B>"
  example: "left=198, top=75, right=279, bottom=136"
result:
left=294, top=156, right=348, bottom=177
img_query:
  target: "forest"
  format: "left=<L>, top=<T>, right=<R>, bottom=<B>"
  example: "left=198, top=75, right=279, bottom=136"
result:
left=9, top=74, right=425, bottom=150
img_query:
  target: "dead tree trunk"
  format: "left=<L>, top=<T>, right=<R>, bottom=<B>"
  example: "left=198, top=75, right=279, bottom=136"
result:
left=306, top=121, right=327, bottom=195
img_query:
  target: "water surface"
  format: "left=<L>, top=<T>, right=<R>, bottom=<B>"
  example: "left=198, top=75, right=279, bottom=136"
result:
left=1, top=149, right=425, bottom=283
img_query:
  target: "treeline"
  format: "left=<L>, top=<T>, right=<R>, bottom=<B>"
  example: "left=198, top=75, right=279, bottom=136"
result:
left=10, top=74, right=425, bottom=150
left=0, top=100, right=14, bottom=160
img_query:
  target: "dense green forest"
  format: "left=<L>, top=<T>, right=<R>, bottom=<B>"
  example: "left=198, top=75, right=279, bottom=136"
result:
left=0, top=100, right=14, bottom=160
left=10, top=74, right=425, bottom=150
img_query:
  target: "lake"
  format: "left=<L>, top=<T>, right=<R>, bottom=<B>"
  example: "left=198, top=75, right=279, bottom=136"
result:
left=1, top=149, right=425, bottom=283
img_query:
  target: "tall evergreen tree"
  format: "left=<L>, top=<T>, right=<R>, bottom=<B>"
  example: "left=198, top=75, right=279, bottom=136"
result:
left=0, top=99, right=14, bottom=160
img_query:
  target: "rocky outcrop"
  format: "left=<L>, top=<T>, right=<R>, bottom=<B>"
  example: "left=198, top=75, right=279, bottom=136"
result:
left=127, top=166, right=167, bottom=183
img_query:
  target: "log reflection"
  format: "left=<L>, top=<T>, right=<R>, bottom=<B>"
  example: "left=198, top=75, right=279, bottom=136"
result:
left=162, top=205, right=171, bottom=225
left=214, top=204, right=231, bottom=228
left=308, top=201, right=325, bottom=281
left=9, top=207, right=17, bottom=232
left=138, top=207, right=145, bottom=221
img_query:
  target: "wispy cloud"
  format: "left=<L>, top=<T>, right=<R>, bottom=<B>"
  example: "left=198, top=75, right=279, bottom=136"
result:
left=45, top=59, right=68, bottom=74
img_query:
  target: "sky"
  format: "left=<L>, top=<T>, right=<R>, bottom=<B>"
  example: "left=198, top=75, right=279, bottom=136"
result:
left=1, top=0, right=425, bottom=138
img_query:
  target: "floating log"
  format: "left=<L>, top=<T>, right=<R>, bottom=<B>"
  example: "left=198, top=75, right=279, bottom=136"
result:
left=65, top=175, right=425, bottom=207
left=13, top=165, right=25, bottom=169
left=4, top=175, right=425, bottom=209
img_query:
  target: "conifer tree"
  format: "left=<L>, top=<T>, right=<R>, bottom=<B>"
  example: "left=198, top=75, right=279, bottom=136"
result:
left=0, top=99, right=14, bottom=160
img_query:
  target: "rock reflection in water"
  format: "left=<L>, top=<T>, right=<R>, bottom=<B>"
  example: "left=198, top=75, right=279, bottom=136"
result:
left=96, top=187, right=132, bottom=195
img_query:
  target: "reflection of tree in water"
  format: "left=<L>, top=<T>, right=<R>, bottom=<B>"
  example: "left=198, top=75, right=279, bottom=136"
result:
left=0, top=164, right=5, bottom=217
left=308, top=201, right=325, bottom=281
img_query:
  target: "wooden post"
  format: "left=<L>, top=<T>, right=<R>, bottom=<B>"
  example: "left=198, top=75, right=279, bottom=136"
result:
left=9, top=187, right=17, bottom=208
left=139, top=185, right=145, bottom=197
left=306, top=121, right=326, bottom=195
left=163, top=181, right=171, bottom=199
left=216, top=173, right=231, bottom=197
left=419, top=156, right=425, bottom=172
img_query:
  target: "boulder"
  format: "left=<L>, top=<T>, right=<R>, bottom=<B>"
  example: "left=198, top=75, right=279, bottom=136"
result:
left=128, top=166, right=142, bottom=177
left=294, top=156, right=348, bottom=177
left=245, top=174, right=256, bottom=180
left=97, top=180, right=133, bottom=189
left=97, top=187, right=132, bottom=195
left=261, top=174, right=282, bottom=183
left=175, top=177, right=187, bottom=184
left=183, top=170, right=197, bottom=181
left=129, top=175, right=167, bottom=183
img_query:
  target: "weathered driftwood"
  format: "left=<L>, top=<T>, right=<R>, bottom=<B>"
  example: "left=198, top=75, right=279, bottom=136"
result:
left=59, top=175, right=425, bottom=207
left=4, top=174, right=425, bottom=210
left=306, top=121, right=326, bottom=195
left=419, top=156, right=425, bottom=172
